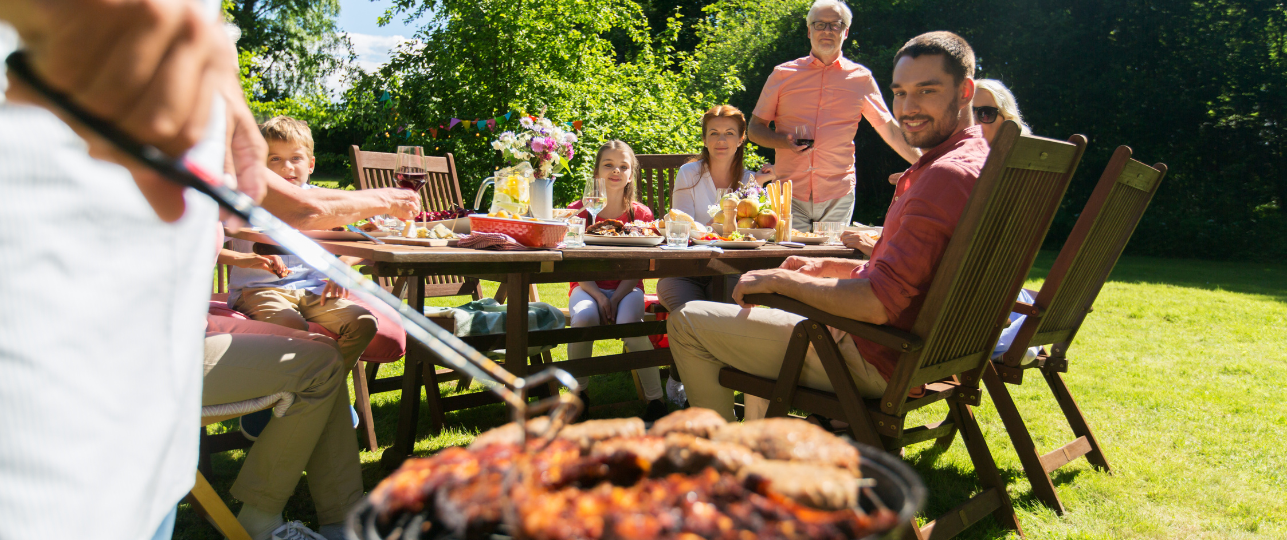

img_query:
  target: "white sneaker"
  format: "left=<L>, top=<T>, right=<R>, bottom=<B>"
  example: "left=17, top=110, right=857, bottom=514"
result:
left=271, top=521, right=327, bottom=540
left=665, top=377, right=687, bottom=407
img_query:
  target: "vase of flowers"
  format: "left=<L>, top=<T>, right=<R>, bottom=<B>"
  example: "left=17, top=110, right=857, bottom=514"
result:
left=491, top=114, right=577, bottom=219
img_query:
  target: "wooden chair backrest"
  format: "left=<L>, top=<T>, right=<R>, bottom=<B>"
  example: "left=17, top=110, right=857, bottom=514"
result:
left=636, top=154, right=696, bottom=217
left=883, top=122, right=1087, bottom=415
left=349, top=145, right=464, bottom=212
left=1019, top=146, right=1167, bottom=357
left=348, top=146, right=478, bottom=297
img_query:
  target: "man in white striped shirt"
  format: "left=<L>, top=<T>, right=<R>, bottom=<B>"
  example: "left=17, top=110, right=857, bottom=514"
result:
left=0, top=1, right=270, bottom=538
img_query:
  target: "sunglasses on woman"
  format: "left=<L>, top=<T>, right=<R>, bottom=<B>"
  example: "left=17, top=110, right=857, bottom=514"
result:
left=973, top=106, right=1000, bottom=124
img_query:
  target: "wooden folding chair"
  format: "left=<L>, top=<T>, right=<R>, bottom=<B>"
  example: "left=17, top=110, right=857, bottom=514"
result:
left=189, top=394, right=293, bottom=540
left=719, top=122, right=1087, bottom=539
left=636, top=154, right=696, bottom=217
left=348, top=146, right=489, bottom=447
left=983, top=146, right=1167, bottom=515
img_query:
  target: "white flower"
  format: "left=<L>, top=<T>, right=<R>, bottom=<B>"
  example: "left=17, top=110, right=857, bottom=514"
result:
left=519, top=117, right=534, bottom=128
left=491, top=140, right=504, bottom=151
left=562, top=132, right=578, bottom=144
left=707, top=204, right=721, bottom=218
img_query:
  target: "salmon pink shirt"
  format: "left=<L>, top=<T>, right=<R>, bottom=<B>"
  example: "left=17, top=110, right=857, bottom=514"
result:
left=753, top=54, right=896, bottom=204
left=850, top=126, right=990, bottom=379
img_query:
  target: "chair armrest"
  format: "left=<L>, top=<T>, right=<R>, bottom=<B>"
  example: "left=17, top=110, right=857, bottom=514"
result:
left=742, top=293, right=923, bottom=352
left=1012, top=301, right=1041, bottom=317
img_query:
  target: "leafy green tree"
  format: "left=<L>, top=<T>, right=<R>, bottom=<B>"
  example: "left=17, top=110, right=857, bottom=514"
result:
left=224, top=0, right=354, bottom=102
left=349, top=0, right=710, bottom=206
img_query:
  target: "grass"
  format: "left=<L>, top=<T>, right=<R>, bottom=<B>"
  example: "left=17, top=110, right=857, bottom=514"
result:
left=176, top=253, right=1287, bottom=539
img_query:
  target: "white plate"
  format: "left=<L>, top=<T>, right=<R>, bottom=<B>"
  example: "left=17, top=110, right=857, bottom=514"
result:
left=300, top=229, right=392, bottom=240
left=787, top=234, right=827, bottom=244
left=711, top=239, right=766, bottom=249
left=583, top=235, right=665, bottom=247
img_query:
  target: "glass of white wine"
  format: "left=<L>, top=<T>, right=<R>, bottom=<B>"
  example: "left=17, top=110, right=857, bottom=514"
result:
left=582, top=177, right=607, bottom=224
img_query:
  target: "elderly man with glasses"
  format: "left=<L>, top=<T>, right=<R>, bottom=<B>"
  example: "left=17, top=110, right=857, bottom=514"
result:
left=748, top=0, right=920, bottom=232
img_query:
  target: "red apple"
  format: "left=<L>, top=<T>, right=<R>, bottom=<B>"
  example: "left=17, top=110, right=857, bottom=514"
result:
left=737, top=217, right=757, bottom=229
left=756, top=209, right=778, bottom=229
left=736, top=199, right=759, bottom=218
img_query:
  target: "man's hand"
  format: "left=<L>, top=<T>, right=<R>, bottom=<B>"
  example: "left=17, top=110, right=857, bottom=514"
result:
left=380, top=188, right=423, bottom=220
left=888, top=172, right=902, bottom=185
left=3, top=0, right=240, bottom=222
left=732, top=269, right=791, bottom=308
left=841, top=230, right=877, bottom=257
left=322, top=280, right=350, bottom=300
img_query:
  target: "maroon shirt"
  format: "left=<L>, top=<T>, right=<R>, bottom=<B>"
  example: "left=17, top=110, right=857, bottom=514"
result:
left=850, top=126, right=989, bottom=380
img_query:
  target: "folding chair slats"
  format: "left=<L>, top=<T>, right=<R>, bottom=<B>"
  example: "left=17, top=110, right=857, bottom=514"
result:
left=636, top=154, right=695, bottom=217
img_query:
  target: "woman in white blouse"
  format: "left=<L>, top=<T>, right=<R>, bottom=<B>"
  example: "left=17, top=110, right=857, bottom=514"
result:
left=658, top=105, right=773, bottom=311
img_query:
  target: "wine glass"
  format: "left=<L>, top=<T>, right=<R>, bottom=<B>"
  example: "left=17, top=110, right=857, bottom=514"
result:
left=794, top=125, right=817, bottom=172
left=582, top=177, right=607, bottom=224
left=394, top=146, right=427, bottom=191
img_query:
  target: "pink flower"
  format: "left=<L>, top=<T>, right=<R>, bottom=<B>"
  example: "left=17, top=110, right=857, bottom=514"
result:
left=530, top=138, right=548, bottom=153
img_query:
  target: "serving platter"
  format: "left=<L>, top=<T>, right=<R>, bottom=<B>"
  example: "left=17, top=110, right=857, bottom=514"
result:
left=701, top=239, right=766, bottom=249
left=582, top=234, right=665, bottom=247
left=788, top=234, right=827, bottom=245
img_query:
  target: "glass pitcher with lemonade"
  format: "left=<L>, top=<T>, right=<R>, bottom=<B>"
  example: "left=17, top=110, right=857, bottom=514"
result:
left=473, top=164, right=533, bottom=217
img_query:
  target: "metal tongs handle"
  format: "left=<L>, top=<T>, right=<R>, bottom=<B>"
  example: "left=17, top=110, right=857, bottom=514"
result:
left=5, top=51, right=580, bottom=443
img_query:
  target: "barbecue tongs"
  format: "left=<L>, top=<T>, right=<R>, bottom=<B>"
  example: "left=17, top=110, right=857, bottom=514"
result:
left=5, top=51, right=582, bottom=447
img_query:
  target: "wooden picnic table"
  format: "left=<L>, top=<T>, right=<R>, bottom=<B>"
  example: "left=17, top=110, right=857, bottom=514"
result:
left=229, top=229, right=861, bottom=463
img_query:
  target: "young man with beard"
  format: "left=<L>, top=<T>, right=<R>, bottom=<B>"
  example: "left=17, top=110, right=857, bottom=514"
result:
left=748, top=0, right=921, bottom=232
left=668, top=31, right=987, bottom=422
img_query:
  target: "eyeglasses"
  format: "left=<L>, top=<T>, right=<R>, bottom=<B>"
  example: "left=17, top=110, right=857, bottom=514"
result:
left=973, top=106, right=1000, bottom=124
left=809, top=20, right=847, bottom=32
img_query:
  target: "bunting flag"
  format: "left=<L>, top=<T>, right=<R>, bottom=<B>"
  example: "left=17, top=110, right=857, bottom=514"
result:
left=477, top=119, right=487, bottom=131
left=504, top=112, right=513, bottom=121
left=378, top=91, right=390, bottom=102
left=429, top=127, right=438, bottom=138
left=396, top=125, right=405, bottom=133
left=573, top=120, right=583, bottom=131
left=486, top=118, right=497, bottom=131
left=448, top=118, right=461, bottom=130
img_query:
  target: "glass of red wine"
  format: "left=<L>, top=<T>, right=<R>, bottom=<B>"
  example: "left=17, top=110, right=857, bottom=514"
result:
left=395, top=146, right=428, bottom=191
left=794, top=125, right=817, bottom=172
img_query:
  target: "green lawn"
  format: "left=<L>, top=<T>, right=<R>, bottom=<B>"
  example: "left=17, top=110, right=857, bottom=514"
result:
left=178, top=252, right=1287, bottom=539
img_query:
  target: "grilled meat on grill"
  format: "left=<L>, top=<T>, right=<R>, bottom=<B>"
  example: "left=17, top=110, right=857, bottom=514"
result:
left=556, top=418, right=646, bottom=451
left=367, top=409, right=891, bottom=540
left=659, top=433, right=760, bottom=475
left=647, top=407, right=727, bottom=438
left=737, top=460, right=860, bottom=510
left=712, top=418, right=860, bottom=473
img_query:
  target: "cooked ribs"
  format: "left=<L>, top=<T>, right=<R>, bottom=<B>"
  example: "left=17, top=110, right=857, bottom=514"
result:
left=585, top=219, right=624, bottom=235
left=712, top=418, right=860, bottom=473
left=647, top=407, right=727, bottom=438
left=660, top=433, right=760, bottom=475
left=737, top=460, right=860, bottom=510
left=367, top=409, right=893, bottom=540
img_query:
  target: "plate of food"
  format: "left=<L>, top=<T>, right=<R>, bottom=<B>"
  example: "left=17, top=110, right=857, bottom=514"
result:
left=788, top=230, right=827, bottom=244
left=583, top=219, right=665, bottom=246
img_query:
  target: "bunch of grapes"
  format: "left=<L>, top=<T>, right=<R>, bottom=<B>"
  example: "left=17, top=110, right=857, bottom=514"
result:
left=415, top=204, right=473, bottom=222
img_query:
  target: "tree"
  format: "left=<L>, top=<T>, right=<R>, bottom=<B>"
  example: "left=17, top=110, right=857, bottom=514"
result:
left=348, top=0, right=709, bottom=206
left=224, top=0, right=354, bottom=102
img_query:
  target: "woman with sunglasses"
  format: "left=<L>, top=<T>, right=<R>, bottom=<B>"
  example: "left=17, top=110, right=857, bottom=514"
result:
left=973, top=79, right=1032, bottom=145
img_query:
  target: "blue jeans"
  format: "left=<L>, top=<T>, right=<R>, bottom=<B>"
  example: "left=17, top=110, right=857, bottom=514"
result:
left=150, top=506, right=177, bottom=540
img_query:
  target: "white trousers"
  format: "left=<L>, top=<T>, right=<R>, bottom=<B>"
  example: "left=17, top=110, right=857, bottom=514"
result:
left=567, top=286, right=663, bottom=401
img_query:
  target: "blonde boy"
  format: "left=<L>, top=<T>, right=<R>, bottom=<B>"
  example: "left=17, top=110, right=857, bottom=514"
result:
left=224, top=116, right=377, bottom=368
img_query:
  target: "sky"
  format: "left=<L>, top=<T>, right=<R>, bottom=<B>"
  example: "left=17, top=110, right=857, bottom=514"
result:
left=337, top=0, right=426, bottom=74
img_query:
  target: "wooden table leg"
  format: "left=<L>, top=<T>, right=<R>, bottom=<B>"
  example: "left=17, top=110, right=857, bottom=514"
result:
left=383, top=276, right=427, bottom=468
left=505, top=273, right=531, bottom=401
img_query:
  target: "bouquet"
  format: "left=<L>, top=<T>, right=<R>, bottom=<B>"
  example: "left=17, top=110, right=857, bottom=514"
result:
left=491, top=114, right=578, bottom=180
